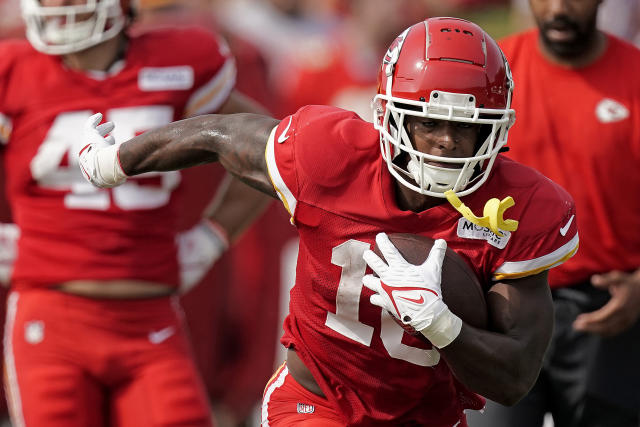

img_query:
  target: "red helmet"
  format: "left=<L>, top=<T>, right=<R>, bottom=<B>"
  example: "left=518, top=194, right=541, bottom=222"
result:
left=373, top=17, right=515, bottom=197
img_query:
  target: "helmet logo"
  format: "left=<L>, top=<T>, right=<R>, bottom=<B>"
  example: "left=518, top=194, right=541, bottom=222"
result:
left=383, top=28, right=410, bottom=66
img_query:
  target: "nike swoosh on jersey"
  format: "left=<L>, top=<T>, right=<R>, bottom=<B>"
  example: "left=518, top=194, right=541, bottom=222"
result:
left=148, top=326, right=175, bottom=344
left=560, top=214, right=575, bottom=236
left=277, top=117, right=292, bottom=143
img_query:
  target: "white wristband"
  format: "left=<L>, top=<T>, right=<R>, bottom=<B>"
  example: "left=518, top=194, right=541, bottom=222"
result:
left=95, top=144, right=127, bottom=187
left=420, top=309, right=462, bottom=348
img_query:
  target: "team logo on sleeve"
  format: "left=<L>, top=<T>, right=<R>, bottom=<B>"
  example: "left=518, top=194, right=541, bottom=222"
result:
left=456, top=218, right=511, bottom=249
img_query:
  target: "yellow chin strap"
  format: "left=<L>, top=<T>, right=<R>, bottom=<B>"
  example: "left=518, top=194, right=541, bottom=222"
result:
left=444, top=190, right=519, bottom=237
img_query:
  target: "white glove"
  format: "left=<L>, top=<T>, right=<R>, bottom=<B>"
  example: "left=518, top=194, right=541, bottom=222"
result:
left=177, top=219, right=229, bottom=294
left=0, top=223, right=19, bottom=286
left=362, top=233, right=462, bottom=348
left=78, top=113, right=127, bottom=188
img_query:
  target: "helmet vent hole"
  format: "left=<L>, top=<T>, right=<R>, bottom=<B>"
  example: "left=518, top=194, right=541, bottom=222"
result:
left=463, top=30, right=473, bottom=36
left=441, top=28, right=451, bottom=32
left=455, top=29, right=460, bottom=33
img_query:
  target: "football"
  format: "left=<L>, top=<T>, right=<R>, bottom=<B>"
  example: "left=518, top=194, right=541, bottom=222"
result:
left=373, top=233, right=488, bottom=332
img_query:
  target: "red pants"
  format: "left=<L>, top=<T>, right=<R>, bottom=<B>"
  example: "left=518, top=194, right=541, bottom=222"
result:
left=4, top=289, right=213, bottom=427
left=261, top=362, right=344, bottom=426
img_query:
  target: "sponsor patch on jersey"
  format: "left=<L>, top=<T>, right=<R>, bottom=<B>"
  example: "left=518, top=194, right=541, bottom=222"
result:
left=595, top=98, right=629, bottom=123
left=25, top=320, right=44, bottom=344
left=456, top=218, right=511, bottom=249
left=138, top=66, right=194, bottom=91
left=297, top=403, right=315, bottom=414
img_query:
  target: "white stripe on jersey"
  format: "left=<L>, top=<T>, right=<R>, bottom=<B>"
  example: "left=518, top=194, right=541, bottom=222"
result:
left=265, top=126, right=297, bottom=222
left=4, top=292, right=25, bottom=427
left=261, top=364, right=289, bottom=427
left=183, top=58, right=236, bottom=118
left=0, top=112, right=12, bottom=145
left=493, top=232, right=579, bottom=280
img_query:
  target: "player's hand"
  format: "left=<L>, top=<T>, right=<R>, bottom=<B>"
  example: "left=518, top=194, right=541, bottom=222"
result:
left=573, top=269, right=640, bottom=336
left=177, top=219, right=229, bottom=294
left=0, top=223, right=19, bottom=286
left=362, top=233, right=462, bottom=348
left=78, top=113, right=127, bottom=188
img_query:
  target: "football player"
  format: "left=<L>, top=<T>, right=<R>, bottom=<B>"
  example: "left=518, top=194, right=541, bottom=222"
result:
left=0, top=0, right=270, bottom=425
left=78, top=17, right=579, bottom=426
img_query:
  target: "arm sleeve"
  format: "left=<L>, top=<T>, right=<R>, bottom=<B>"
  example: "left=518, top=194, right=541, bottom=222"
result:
left=265, top=105, right=369, bottom=222
left=493, top=186, right=579, bottom=281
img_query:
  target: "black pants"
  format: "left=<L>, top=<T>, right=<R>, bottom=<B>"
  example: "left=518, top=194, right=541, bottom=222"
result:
left=467, top=282, right=640, bottom=427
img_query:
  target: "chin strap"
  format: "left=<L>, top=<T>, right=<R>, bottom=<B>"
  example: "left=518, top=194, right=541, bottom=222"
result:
left=444, top=190, right=519, bottom=237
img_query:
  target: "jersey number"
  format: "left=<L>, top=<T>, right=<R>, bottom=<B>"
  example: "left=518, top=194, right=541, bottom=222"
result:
left=325, top=239, right=440, bottom=367
left=30, top=106, right=180, bottom=210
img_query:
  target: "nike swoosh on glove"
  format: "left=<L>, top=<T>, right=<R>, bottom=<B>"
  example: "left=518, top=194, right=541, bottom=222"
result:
left=363, top=233, right=462, bottom=348
left=78, top=113, right=127, bottom=188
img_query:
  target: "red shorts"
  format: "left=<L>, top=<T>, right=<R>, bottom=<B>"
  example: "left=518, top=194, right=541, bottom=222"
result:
left=261, top=362, right=345, bottom=426
left=4, top=289, right=213, bottom=427
left=262, top=363, right=472, bottom=427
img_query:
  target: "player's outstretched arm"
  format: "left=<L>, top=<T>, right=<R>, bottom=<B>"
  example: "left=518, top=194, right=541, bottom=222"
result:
left=78, top=112, right=280, bottom=197
left=121, top=113, right=279, bottom=196
left=439, top=271, right=553, bottom=406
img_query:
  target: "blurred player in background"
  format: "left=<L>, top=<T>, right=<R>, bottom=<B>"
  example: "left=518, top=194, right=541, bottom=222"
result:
left=270, top=0, right=431, bottom=119
left=134, top=2, right=299, bottom=425
left=0, top=0, right=270, bottom=425
left=468, top=0, right=640, bottom=426
left=78, top=17, right=579, bottom=426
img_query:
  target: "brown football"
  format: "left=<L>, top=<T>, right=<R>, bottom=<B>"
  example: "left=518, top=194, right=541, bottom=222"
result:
left=373, top=233, right=488, bottom=332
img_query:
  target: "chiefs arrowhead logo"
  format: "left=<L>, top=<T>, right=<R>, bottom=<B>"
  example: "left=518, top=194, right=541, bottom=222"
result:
left=595, top=98, right=629, bottom=123
left=383, top=28, right=409, bottom=65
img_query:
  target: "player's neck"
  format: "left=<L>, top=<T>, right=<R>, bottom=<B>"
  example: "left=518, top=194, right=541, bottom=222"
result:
left=395, top=183, right=444, bottom=213
left=61, top=33, right=128, bottom=72
left=538, top=30, right=608, bottom=68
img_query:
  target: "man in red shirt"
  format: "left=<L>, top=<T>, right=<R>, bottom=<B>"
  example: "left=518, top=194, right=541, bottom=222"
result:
left=468, top=1, right=640, bottom=427
left=77, top=17, right=579, bottom=426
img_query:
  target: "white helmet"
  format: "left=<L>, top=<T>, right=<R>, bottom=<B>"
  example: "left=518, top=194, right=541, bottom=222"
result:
left=21, top=0, right=130, bottom=55
left=372, top=17, right=515, bottom=198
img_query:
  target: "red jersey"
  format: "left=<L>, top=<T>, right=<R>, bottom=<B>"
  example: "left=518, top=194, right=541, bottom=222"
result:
left=500, top=30, right=640, bottom=288
left=0, top=27, right=236, bottom=288
left=265, top=105, right=578, bottom=426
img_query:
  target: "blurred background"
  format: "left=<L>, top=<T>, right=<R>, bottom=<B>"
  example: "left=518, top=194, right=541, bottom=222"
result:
left=0, top=0, right=637, bottom=426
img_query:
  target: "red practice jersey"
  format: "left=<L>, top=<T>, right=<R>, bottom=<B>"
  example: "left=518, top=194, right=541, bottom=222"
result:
left=0, top=27, right=236, bottom=288
left=265, top=105, right=578, bottom=426
left=500, top=30, right=640, bottom=288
